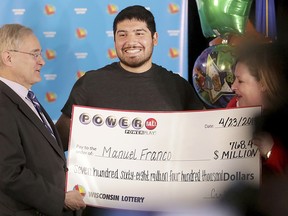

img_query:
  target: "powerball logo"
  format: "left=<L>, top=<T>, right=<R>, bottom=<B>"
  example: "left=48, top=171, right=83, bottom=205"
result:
left=79, top=113, right=157, bottom=135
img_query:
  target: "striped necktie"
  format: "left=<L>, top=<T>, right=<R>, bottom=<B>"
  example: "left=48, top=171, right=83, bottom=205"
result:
left=27, top=90, right=55, bottom=138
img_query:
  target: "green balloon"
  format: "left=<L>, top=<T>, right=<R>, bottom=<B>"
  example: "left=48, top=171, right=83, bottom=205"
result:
left=196, top=0, right=253, bottom=38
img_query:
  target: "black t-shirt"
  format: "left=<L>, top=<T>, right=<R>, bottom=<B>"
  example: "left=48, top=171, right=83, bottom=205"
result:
left=61, top=62, right=203, bottom=216
left=62, top=62, right=203, bottom=117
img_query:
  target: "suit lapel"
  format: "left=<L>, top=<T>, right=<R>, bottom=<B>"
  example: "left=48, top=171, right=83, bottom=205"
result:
left=0, top=82, right=66, bottom=161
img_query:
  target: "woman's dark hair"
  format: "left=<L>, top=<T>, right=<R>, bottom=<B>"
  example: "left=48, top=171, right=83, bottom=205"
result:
left=234, top=42, right=288, bottom=110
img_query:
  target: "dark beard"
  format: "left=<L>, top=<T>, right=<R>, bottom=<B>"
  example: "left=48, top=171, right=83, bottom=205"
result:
left=119, top=57, right=149, bottom=68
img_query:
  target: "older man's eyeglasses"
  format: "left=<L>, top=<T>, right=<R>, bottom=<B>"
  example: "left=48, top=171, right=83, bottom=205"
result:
left=8, top=50, right=43, bottom=60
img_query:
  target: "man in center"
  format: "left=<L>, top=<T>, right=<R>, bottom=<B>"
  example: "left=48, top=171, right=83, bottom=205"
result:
left=56, top=5, right=203, bottom=216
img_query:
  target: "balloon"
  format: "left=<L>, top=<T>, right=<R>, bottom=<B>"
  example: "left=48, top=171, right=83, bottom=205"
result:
left=196, top=0, right=253, bottom=38
left=192, top=44, right=236, bottom=108
left=209, top=20, right=273, bottom=46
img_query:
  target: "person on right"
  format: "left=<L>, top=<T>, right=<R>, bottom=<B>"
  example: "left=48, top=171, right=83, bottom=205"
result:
left=221, top=42, right=288, bottom=216
left=226, top=42, right=288, bottom=175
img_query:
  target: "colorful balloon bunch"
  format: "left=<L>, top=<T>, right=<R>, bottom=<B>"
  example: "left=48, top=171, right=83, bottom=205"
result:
left=192, top=0, right=254, bottom=108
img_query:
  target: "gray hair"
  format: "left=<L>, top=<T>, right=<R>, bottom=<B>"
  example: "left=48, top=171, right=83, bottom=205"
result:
left=0, top=24, right=33, bottom=53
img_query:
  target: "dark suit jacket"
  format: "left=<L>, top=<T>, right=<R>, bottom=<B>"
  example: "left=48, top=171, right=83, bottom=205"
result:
left=0, top=81, right=67, bottom=216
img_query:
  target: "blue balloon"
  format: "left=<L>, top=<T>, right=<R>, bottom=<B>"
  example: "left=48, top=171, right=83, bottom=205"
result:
left=192, top=44, right=236, bottom=108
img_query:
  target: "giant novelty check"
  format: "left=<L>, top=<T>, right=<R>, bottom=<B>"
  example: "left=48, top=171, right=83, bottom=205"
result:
left=66, top=105, right=261, bottom=211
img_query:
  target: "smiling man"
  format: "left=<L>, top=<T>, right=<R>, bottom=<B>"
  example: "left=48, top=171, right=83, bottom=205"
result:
left=0, top=24, right=85, bottom=216
left=56, top=5, right=203, bottom=216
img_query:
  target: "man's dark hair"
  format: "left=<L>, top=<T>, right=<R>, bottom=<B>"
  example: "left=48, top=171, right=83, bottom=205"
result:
left=113, top=5, right=156, bottom=36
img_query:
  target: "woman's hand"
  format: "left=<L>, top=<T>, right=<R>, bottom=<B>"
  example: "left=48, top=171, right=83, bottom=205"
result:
left=253, top=132, right=274, bottom=159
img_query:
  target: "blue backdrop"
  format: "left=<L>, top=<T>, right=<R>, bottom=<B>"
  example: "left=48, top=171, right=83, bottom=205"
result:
left=0, top=0, right=188, bottom=121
